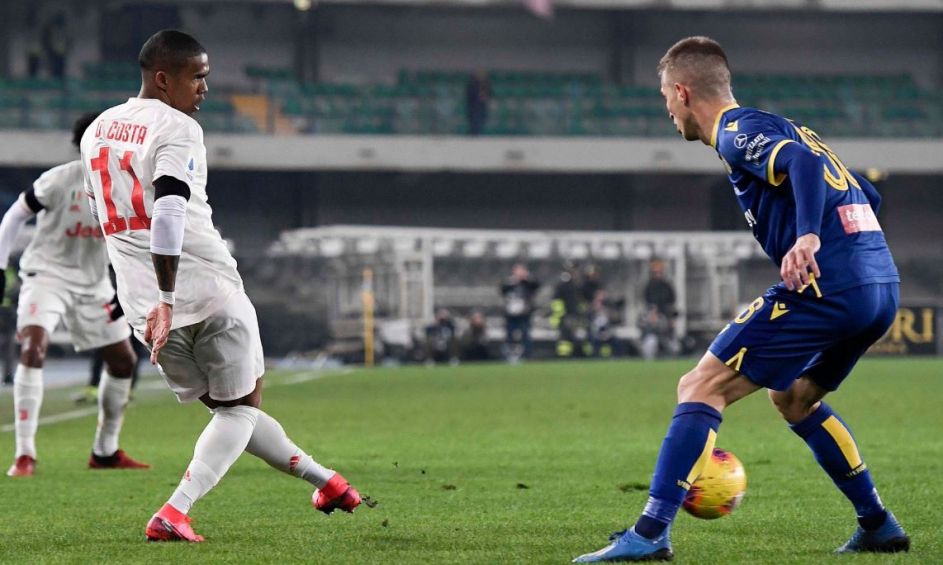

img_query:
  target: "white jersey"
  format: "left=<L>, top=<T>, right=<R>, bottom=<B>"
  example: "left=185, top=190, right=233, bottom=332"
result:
left=19, top=160, right=110, bottom=289
left=79, top=97, right=242, bottom=333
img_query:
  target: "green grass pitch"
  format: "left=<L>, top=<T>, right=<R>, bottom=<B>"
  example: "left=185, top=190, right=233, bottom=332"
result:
left=1, top=358, right=940, bottom=563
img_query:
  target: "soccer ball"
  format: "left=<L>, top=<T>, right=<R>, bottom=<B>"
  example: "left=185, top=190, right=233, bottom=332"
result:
left=682, top=448, right=747, bottom=520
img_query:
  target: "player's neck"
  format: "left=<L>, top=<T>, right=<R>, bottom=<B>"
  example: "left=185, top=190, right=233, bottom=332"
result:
left=137, top=85, right=171, bottom=106
left=695, top=98, right=738, bottom=145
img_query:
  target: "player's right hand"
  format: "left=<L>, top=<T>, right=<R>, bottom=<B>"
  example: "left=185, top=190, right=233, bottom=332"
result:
left=144, top=302, right=173, bottom=365
left=781, top=233, right=821, bottom=291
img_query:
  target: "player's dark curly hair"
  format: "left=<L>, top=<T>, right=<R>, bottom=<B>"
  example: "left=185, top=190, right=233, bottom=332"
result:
left=72, top=112, right=100, bottom=149
left=138, top=29, right=206, bottom=73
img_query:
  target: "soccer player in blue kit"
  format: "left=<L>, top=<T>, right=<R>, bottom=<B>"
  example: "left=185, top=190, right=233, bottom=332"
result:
left=573, top=36, right=910, bottom=562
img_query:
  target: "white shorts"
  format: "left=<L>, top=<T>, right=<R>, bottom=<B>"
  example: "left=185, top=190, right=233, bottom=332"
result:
left=145, top=291, right=265, bottom=404
left=16, top=274, right=131, bottom=352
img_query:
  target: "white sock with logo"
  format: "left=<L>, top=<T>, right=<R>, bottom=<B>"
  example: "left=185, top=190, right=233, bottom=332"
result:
left=245, top=410, right=335, bottom=488
left=13, top=365, right=43, bottom=459
left=167, top=405, right=259, bottom=514
left=93, top=372, right=132, bottom=457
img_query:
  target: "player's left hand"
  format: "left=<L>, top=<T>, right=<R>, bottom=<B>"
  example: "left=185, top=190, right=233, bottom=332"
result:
left=144, top=302, right=173, bottom=365
left=781, top=233, right=821, bottom=291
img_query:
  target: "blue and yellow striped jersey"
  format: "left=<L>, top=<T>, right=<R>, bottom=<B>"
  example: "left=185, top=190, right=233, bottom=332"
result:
left=712, top=105, right=898, bottom=295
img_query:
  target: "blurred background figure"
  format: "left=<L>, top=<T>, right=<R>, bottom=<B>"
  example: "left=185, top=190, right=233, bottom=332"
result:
left=465, top=71, right=491, bottom=135
left=41, top=12, right=70, bottom=80
left=460, top=311, right=491, bottom=362
left=550, top=262, right=587, bottom=358
left=638, top=259, right=680, bottom=360
left=425, top=308, right=459, bottom=366
left=643, top=260, right=677, bottom=321
left=500, top=263, right=539, bottom=362
left=588, top=288, right=620, bottom=358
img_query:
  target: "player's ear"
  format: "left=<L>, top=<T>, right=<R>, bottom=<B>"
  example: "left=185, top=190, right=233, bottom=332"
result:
left=153, top=70, right=169, bottom=92
left=675, top=84, right=689, bottom=106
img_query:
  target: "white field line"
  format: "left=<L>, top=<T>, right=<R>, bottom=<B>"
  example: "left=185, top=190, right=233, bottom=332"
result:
left=0, top=369, right=352, bottom=433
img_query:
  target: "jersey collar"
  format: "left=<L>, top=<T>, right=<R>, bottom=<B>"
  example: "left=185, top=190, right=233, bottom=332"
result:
left=709, top=103, right=741, bottom=148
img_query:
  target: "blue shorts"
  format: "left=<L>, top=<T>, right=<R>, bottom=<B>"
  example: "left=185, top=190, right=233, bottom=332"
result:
left=708, top=282, right=899, bottom=392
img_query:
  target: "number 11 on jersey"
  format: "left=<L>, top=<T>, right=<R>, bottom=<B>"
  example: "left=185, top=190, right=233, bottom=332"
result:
left=90, top=146, right=152, bottom=236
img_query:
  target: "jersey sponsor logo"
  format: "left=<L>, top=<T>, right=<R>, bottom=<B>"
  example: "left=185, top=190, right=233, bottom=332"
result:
left=744, top=133, right=772, bottom=163
left=65, top=221, right=104, bottom=239
left=837, top=203, right=882, bottom=234
left=734, top=133, right=749, bottom=149
left=744, top=209, right=757, bottom=227
left=69, top=190, right=82, bottom=212
left=95, top=120, right=148, bottom=145
left=186, top=157, right=195, bottom=180
left=770, top=302, right=790, bottom=320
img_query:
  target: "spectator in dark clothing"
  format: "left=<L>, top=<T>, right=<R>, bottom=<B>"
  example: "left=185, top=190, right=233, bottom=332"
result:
left=41, top=13, right=69, bottom=80
left=465, top=71, right=491, bottom=135
left=501, top=263, right=539, bottom=361
left=643, top=259, right=677, bottom=318
left=639, top=259, right=680, bottom=359
left=550, top=262, right=588, bottom=358
left=461, top=311, right=491, bottom=362
left=425, top=308, right=459, bottom=365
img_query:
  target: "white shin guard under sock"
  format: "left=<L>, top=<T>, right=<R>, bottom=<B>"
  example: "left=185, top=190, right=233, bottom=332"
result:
left=245, top=410, right=335, bottom=488
left=93, top=372, right=132, bottom=457
left=12, top=365, right=43, bottom=459
left=168, top=404, right=260, bottom=514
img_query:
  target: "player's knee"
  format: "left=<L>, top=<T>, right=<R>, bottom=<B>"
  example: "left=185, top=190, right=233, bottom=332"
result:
left=677, top=367, right=712, bottom=403
left=768, top=389, right=813, bottom=423
left=19, top=340, right=47, bottom=368
left=105, top=353, right=136, bottom=378
left=102, top=346, right=137, bottom=378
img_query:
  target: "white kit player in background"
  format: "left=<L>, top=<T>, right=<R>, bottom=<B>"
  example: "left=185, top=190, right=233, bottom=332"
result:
left=80, top=30, right=363, bottom=542
left=0, top=114, right=149, bottom=477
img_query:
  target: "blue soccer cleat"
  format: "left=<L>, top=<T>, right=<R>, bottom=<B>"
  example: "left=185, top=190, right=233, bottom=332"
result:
left=572, top=527, right=673, bottom=562
left=835, top=511, right=910, bottom=554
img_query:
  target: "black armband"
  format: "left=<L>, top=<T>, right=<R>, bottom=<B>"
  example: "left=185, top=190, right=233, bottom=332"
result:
left=153, top=175, right=191, bottom=201
left=23, top=188, right=45, bottom=213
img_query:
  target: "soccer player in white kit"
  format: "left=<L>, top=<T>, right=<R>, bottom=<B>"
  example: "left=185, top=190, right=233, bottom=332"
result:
left=0, top=114, right=149, bottom=477
left=80, top=30, right=361, bottom=542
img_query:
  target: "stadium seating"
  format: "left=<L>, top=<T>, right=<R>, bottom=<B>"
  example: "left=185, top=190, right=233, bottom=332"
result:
left=1, top=65, right=941, bottom=137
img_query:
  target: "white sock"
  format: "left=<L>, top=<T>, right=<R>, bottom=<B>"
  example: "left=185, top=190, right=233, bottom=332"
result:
left=93, top=373, right=132, bottom=457
left=13, top=365, right=43, bottom=459
left=245, top=410, right=335, bottom=488
left=167, top=405, right=259, bottom=514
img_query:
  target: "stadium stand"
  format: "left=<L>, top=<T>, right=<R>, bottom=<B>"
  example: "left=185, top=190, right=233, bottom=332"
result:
left=1, top=65, right=941, bottom=137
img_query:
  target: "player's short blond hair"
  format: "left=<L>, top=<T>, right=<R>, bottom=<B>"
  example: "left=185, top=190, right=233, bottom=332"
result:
left=657, top=36, right=732, bottom=98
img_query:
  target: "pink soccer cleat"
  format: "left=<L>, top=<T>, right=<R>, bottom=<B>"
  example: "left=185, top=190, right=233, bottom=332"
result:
left=313, top=472, right=362, bottom=514
left=89, top=449, right=151, bottom=470
left=6, top=455, right=36, bottom=477
left=145, top=503, right=205, bottom=542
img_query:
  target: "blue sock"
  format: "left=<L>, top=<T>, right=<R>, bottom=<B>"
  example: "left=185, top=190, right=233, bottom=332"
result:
left=635, top=402, right=722, bottom=539
left=790, top=402, right=887, bottom=530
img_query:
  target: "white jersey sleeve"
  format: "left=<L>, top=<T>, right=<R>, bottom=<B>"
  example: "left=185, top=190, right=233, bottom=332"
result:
left=32, top=166, right=66, bottom=210
left=154, top=120, right=201, bottom=186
